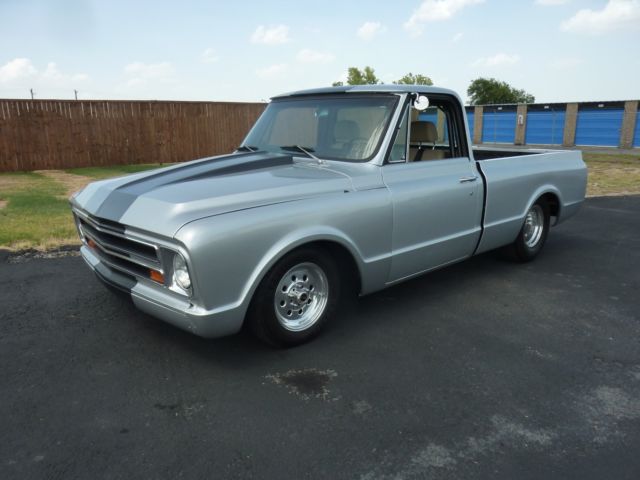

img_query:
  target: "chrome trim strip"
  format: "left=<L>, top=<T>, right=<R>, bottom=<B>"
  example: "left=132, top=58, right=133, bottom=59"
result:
left=81, top=229, right=163, bottom=273
left=72, top=208, right=159, bottom=251
left=73, top=208, right=193, bottom=297
left=86, top=242, right=156, bottom=281
left=73, top=207, right=164, bottom=280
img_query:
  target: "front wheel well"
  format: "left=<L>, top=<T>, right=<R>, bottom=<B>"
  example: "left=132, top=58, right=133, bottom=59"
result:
left=287, top=240, right=362, bottom=295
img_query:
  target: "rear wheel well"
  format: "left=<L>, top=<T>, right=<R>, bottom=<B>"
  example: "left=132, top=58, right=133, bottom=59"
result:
left=538, top=192, right=560, bottom=223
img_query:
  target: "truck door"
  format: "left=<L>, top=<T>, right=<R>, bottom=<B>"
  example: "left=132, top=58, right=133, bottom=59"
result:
left=382, top=96, right=484, bottom=282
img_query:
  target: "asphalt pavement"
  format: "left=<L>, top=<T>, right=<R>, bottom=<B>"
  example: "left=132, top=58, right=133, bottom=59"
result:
left=1, top=195, right=639, bottom=480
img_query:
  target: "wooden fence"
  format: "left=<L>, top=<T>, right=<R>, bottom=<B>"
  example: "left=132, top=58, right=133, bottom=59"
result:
left=0, top=99, right=266, bottom=172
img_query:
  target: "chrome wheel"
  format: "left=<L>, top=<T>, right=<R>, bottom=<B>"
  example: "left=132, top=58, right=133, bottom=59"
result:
left=523, top=204, right=544, bottom=248
left=274, top=262, right=329, bottom=332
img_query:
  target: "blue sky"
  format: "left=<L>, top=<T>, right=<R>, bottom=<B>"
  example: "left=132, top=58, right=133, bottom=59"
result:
left=0, top=0, right=638, bottom=103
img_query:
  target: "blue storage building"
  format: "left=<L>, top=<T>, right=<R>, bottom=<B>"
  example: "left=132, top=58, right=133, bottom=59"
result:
left=482, top=106, right=517, bottom=144
left=418, top=111, right=438, bottom=125
left=574, top=103, right=625, bottom=147
left=525, top=105, right=566, bottom=145
left=466, top=109, right=475, bottom=142
left=634, top=111, right=640, bottom=148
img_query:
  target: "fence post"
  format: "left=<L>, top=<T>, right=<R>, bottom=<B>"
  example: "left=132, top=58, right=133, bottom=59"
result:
left=515, top=104, right=528, bottom=146
left=563, top=103, right=578, bottom=147
left=473, top=106, right=483, bottom=145
left=620, top=100, right=638, bottom=149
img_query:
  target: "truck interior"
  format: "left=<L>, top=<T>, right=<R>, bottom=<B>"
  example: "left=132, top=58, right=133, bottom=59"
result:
left=407, top=96, right=539, bottom=162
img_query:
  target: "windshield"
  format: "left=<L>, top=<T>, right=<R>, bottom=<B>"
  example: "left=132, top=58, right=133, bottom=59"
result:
left=242, top=94, right=399, bottom=162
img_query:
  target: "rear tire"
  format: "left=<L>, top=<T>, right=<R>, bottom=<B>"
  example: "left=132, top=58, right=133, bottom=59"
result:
left=507, top=198, right=550, bottom=262
left=247, top=247, right=341, bottom=347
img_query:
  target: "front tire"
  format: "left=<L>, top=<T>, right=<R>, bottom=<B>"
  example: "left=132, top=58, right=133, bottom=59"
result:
left=508, top=198, right=550, bottom=262
left=247, top=247, right=341, bottom=347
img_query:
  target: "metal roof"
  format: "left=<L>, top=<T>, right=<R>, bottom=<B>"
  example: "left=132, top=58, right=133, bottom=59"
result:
left=271, top=84, right=459, bottom=99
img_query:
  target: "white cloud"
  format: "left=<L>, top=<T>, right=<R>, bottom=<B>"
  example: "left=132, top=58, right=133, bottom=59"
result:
left=251, top=25, right=290, bottom=45
left=256, top=63, right=288, bottom=79
left=0, top=58, right=37, bottom=83
left=404, top=0, right=484, bottom=35
left=561, top=0, right=640, bottom=34
left=296, top=49, right=335, bottom=64
left=535, top=0, right=570, bottom=5
left=201, top=48, right=219, bottom=63
left=0, top=58, right=88, bottom=92
left=452, top=32, right=464, bottom=42
left=472, top=53, right=520, bottom=67
left=357, top=21, right=386, bottom=40
left=42, top=62, right=89, bottom=85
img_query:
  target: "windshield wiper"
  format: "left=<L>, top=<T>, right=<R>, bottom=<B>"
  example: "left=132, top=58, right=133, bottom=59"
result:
left=280, top=145, right=319, bottom=160
left=236, top=145, right=259, bottom=152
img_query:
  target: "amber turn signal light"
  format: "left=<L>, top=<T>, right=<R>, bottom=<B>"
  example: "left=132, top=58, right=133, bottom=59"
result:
left=149, top=269, right=165, bottom=284
left=87, top=238, right=97, bottom=249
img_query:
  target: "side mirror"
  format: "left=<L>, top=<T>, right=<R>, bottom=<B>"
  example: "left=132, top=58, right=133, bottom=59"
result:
left=412, top=94, right=430, bottom=111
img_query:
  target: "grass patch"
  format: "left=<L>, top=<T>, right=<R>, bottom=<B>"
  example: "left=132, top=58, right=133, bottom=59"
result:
left=582, top=152, right=640, bottom=197
left=0, top=172, right=79, bottom=250
left=0, top=163, right=170, bottom=250
left=66, top=163, right=167, bottom=180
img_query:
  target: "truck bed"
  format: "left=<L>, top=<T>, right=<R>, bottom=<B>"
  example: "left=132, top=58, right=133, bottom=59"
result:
left=472, top=147, right=587, bottom=255
left=472, top=147, right=542, bottom=161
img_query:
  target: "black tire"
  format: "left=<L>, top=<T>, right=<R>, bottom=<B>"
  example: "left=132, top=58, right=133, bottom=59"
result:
left=507, top=198, right=551, bottom=262
left=247, top=247, right=341, bottom=347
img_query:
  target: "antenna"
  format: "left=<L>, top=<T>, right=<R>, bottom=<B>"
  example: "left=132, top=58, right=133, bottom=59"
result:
left=74, top=89, right=78, bottom=100
left=30, top=88, right=35, bottom=100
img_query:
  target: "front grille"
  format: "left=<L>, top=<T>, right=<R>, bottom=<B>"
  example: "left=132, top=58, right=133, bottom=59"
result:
left=74, top=210, right=163, bottom=281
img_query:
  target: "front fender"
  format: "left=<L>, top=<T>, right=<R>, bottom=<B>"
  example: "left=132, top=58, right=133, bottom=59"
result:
left=229, top=228, right=367, bottom=318
left=174, top=189, right=392, bottom=321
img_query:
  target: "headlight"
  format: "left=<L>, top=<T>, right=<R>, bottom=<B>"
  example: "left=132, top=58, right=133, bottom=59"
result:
left=173, top=253, right=191, bottom=290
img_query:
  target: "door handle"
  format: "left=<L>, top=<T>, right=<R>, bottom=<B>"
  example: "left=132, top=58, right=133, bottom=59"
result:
left=459, top=175, right=478, bottom=183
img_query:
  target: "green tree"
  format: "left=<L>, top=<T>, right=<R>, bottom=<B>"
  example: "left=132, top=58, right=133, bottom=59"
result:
left=467, top=77, right=535, bottom=105
left=394, top=73, right=433, bottom=86
left=332, top=66, right=380, bottom=86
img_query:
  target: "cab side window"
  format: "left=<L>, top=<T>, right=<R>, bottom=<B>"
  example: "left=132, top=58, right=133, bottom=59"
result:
left=387, top=96, right=468, bottom=164
left=409, top=105, right=452, bottom=161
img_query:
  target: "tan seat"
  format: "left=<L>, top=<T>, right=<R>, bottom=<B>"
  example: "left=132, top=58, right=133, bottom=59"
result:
left=334, top=120, right=360, bottom=145
left=409, top=121, right=445, bottom=161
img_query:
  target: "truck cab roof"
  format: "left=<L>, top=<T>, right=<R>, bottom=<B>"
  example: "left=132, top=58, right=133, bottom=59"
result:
left=272, top=84, right=460, bottom=100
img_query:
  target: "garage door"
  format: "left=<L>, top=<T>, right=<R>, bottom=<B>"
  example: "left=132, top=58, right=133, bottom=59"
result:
left=634, top=112, right=640, bottom=148
left=418, top=111, right=438, bottom=125
left=525, top=109, right=565, bottom=145
left=467, top=111, right=475, bottom=142
left=575, top=107, right=624, bottom=147
left=482, top=109, right=516, bottom=144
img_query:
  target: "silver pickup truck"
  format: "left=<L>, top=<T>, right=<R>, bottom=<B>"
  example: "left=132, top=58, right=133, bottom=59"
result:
left=70, top=85, right=587, bottom=346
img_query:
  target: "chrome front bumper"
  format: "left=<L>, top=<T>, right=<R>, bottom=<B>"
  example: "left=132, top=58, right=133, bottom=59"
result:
left=81, top=246, right=245, bottom=338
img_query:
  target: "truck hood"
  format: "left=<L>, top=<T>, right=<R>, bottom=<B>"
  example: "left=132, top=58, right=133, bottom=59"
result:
left=72, top=152, right=353, bottom=237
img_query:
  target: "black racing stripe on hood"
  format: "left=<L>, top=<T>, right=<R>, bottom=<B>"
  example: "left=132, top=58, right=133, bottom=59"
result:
left=95, top=152, right=294, bottom=222
left=161, top=155, right=294, bottom=186
left=109, top=151, right=256, bottom=195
